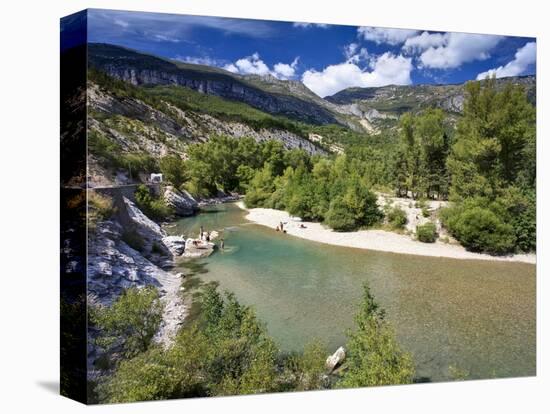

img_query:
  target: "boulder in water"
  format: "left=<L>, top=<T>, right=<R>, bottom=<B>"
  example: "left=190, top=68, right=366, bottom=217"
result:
left=326, top=346, right=346, bottom=372
left=164, top=186, right=198, bottom=217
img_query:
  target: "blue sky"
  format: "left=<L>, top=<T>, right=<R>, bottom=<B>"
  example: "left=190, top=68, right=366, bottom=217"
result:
left=81, top=9, right=536, bottom=97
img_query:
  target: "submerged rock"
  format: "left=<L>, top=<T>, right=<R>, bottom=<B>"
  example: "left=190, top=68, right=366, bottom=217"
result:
left=326, top=346, right=346, bottom=372
left=164, top=186, right=198, bottom=217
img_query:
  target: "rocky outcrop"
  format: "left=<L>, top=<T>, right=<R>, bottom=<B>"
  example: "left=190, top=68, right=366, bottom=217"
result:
left=326, top=346, right=346, bottom=373
left=163, top=186, right=198, bottom=217
left=182, top=239, right=216, bottom=259
left=87, top=195, right=195, bottom=372
left=162, top=235, right=186, bottom=256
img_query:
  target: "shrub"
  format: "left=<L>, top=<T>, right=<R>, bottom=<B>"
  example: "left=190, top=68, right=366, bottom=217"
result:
left=91, top=286, right=164, bottom=358
left=416, top=222, right=437, bottom=243
left=387, top=206, right=407, bottom=229
left=325, top=197, right=358, bottom=232
left=338, top=284, right=414, bottom=387
left=134, top=184, right=174, bottom=221
left=443, top=205, right=515, bottom=254
left=88, top=192, right=116, bottom=230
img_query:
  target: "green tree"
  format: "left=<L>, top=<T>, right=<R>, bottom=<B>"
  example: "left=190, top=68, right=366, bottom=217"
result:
left=159, top=155, right=188, bottom=189
left=338, top=284, right=415, bottom=388
left=447, top=78, right=536, bottom=200
left=285, top=340, right=328, bottom=391
left=91, top=286, right=164, bottom=358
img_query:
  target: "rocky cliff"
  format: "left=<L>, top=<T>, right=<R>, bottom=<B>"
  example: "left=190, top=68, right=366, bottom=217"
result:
left=87, top=80, right=326, bottom=186
left=88, top=43, right=340, bottom=126
left=87, top=195, right=189, bottom=347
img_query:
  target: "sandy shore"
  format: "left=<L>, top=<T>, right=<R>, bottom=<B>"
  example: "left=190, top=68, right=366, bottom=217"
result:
left=237, top=202, right=536, bottom=264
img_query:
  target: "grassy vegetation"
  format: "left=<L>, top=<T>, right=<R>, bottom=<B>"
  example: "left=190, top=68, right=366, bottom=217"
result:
left=88, top=129, right=159, bottom=176
left=134, top=184, right=174, bottom=221
left=87, top=192, right=116, bottom=230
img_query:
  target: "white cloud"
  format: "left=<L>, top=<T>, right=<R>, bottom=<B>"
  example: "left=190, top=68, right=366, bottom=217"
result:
left=476, top=41, right=536, bottom=80
left=418, top=32, right=502, bottom=69
left=273, top=57, right=299, bottom=78
left=224, top=63, right=239, bottom=74
left=302, top=53, right=413, bottom=97
left=293, top=22, right=329, bottom=29
left=344, top=43, right=369, bottom=64
left=227, top=52, right=272, bottom=75
left=357, top=26, right=419, bottom=45
left=152, top=34, right=181, bottom=43
left=174, top=55, right=224, bottom=67
left=223, top=53, right=299, bottom=79
left=402, top=31, right=446, bottom=53
left=113, top=18, right=129, bottom=28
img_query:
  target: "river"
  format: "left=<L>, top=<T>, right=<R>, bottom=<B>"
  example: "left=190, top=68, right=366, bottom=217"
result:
left=166, top=203, right=536, bottom=382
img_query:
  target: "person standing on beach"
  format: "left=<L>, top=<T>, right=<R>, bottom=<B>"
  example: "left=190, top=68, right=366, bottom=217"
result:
left=220, top=238, right=224, bottom=250
left=200, top=225, right=204, bottom=240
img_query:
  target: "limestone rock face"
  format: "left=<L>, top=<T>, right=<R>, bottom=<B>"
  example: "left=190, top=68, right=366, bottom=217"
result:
left=326, top=346, right=346, bottom=372
left=163, top=186, right=198, bottom=217
left=87, top=220, right=171, bottom=304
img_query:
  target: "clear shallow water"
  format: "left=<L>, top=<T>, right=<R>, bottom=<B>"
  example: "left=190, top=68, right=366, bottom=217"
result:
left=167, top=203, right=536, bottom=382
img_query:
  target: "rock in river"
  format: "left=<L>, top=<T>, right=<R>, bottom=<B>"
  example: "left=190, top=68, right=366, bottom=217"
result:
left=164, top=186, right=198, bottom=217
left=326, top=346, right=346, bottom=372
left=162, top=235, right=186, bottom=257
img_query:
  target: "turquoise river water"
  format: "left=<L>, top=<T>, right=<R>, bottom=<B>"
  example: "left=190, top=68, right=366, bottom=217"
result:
left=167, top=203, right=536, bottom=382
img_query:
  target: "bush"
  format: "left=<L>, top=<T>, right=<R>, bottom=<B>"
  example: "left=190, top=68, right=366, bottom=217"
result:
left=416, top=222, right=437, bottom=243
left=134, top=184, right=174, bottom=221
left=88, top=192, right=116, bottom=230
left=91, top=286, right=164, bottom=359
left=325, top=197, right=358, bottom=232
left=443, top=205, right=515, bottom=254
left=387, top=206, right=407, bottom=229
left=338, top=284, right=414, bottom=387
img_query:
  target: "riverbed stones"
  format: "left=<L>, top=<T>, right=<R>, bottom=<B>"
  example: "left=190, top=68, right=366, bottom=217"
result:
left=326, top=346, right=346, bottom=372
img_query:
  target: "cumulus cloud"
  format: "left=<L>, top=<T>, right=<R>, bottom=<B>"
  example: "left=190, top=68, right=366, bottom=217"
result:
left=344, top=43, right=369, bottom=64
left=417, top=32, right=502, bottom=69
left=402, top=31, right=446, bottom=53
left=302, top=53, right=413, bottom=97
left=476, top=41, right=536, bottom=80
left=293, top=22, right=329, bottom=29
left=223, top=53, right=299, bottom=79
left=273, top=57, right=300, bottom=78
left=357, top=26, right=419, bottom=45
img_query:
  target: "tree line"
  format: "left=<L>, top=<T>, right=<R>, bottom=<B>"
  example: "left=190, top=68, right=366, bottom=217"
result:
left=158, top=78, right=535, bottom=254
